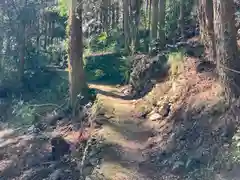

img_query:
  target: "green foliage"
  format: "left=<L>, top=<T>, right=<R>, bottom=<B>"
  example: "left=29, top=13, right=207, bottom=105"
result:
left=119, top=56, right=132, bottom=84
left=165, top=0, right=195, bottom=41
left=97, top=32, right=108, bottom=42
left=87, top=29, right=125, bottom=54
left=12, top=101, right=36, bottom=127
left=232, top=129, right=240, bottom=163
left=167, top=50, right=185, bottom=78
left=58, top=0, right=69, bottom=17
left=84, top=53, right=130, bottom=84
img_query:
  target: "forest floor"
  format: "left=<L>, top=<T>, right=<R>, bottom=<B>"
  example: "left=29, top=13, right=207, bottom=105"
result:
left=1, top=56, right=240, bottom=180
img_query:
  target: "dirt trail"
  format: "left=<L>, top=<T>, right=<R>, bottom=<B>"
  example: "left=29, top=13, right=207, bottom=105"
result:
left=89, top=84, right=160, bottom=180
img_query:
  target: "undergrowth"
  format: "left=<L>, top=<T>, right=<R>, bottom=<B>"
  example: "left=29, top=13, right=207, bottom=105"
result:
left=168, top=51, right=185, bottom=79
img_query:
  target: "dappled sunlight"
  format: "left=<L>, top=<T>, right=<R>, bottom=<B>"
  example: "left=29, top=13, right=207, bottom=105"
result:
left=0, top=159, right=13, bottom=173
left=99, top=161, right=149, bottom=180
left=1, top=0, right=239, bottom=178
left=0, top=128, right=15, bottom=139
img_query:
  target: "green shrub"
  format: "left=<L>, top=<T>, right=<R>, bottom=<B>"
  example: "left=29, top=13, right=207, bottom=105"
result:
left=167, top=50, right=185, bottom=78
left=232, top=129, right=240, bottom=163
left=119, top=56, right=132, bottom=84
left=11, top=101, right=36, bottom=127
left=84, top=53, right=128, bottom=84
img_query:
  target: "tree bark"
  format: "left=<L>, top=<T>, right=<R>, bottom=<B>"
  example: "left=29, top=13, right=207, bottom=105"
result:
left=130, top=0, right=141, bottom=52
left=213, top=0, right=240, bottom=101
left=68, top=0, right=88, bottom=109
left=179, top=0, right=184, bottom=39
left=148, top=0, right=152, bottom=30
left=111, top=3, right=116, bottom=29
left=151, top=0, right=159, bottom=40
left=158, top=0, right=166, bottom=45
left=198, top=0, right=215, bottom=62
left=123, top=0, right=131, bottom=53
left=18, top=20, right=26, bottom=85
left=102, top=0, right=109, bottom=33
left=116, top=2, right=120, bottom=25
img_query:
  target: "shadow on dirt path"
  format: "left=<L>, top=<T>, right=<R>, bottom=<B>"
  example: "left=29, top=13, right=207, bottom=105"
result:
left=89, top=84, right=174, bottom=180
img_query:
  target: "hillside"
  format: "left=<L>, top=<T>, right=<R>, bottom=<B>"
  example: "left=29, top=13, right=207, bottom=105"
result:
left=1, top=53, right=239, bottom=180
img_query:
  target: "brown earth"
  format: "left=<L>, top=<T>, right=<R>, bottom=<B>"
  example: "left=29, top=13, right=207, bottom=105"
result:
left=1, top=56, right=240, bottom=180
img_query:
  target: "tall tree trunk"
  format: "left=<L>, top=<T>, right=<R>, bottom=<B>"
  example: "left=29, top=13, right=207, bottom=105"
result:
left=213, top=0, right=240, bottom=101
left=112, top=3, right=116, bottom=29
left=148, top=0, right=152, bottom=30
left=151, top=0, right=159, bottom=41
left=179, top=0, right=184, bottom=39
left=102, top=0, right=109, bottom=32
left=198, top=0, right=215, bottom=62
left=19, top=23, right=26, bottom=85
left=116, top=2, right=120, bottom=25
left=134, top=0, right=141, bottom=50
left=100, top=10, right=104, bottom=32
left=131, top=0, right=141, bottom=52
left=68, top=0, right=88, bottom=109
left=123, top=0, right=131, bottom=53
left=44, top=19, right=48, bottom=49
left=158, top=0, right=166, bottom=46
left=144, top=0, right=149, bottom=30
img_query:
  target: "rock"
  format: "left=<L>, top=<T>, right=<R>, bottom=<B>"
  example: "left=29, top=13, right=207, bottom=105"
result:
left=89, top=157, right=99, bottom=166
left=51, top=136, right=71, bottom=160
left=149, top=113, right=162, bottom=121
left=196, top=60, right=216, bottom=73
left=129, top=54, right=167, bottom=98
left=95, top=117, right=108, bottom=126
left=85, top=176, right=93, bottom=180
left=89, top=148, right=101, bottom=157
left=165, top=133, right=177, bottom=153
left=172, top=161, right=185, bottom=174
left=185, top=158, right=201, bottom=171
left=190, top=147, right=211, bottom=165
left=158, top=103, right=171, bottom=117
left=49, top=169, right=63, bottom=180
left=82, top=166, right=94, bottom=176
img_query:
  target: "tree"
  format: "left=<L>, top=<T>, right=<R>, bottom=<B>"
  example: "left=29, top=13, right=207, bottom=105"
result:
left=178, top=0, right=184, bottom=39
left=213, top=0, right=240, bottom=101
left=151, top=0, right=159, bottom=41
left=158, top=0, right=166, bottom=45
left=148, top=0, right=152, bottom=31
left=198, top=0, right=215, bottom=62
left=101, top=0, right=109, bottom=33
left=68, top=0, right=88, bottom=109
left=123, top=0, right=131, bottom=53
left=130, top=0, right=142, bottom=52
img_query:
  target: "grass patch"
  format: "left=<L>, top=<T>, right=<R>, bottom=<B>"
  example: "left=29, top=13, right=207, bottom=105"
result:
left=168, top=51, right=185, bottom=79
left=84, top=53, right=130, bottom=85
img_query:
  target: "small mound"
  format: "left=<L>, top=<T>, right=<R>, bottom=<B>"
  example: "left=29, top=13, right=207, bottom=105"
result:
left=133, top=56, right=231, bottom=179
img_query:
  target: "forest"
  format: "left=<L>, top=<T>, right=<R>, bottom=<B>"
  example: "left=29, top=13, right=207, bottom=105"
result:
left=1, top=0, right=240, bottom=179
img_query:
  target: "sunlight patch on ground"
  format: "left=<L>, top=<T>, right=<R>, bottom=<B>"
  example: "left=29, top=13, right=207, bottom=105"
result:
left=0, top=159, right=13, bottom=172
left=0, top=129, right=15, bottom=139
left=99, top=161, right=149, bottom=180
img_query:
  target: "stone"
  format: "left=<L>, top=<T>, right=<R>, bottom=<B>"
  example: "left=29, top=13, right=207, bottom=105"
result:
left=51, top=136, right=71, bottom=160
left=82, top=166, right=94, bottom=176
left=89, top=157, right=99, bottom=166
left=158, top=103, right=171, bottom=117
left=85, top=176, right=93, bottom=180
left=172, top=161, right=185, bottom=174
left=95, top=117, right=107, bottom=126
left=129, top=54, right=167, bottom=98
left=185, top=158, right=201, bottom=171
left=49, top=169, right=63, bottom=180
left=149, top=113, right=161, bottom=121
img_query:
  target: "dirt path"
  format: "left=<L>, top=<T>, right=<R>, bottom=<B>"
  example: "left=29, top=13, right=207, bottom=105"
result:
left=89, top=84, right=161, bottom=180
